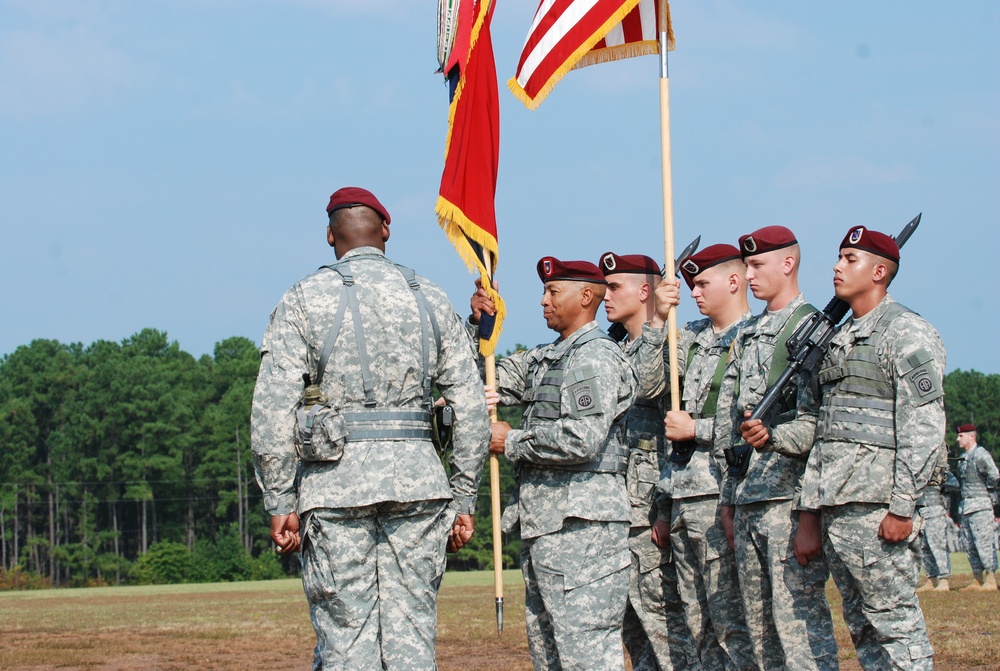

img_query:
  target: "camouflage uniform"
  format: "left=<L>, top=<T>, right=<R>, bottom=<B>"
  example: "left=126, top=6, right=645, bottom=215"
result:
left=251, top=247, right=491, bottom=670
left=959, top=443, right=999, bottom=573
left=494, top=321, right=637, bottom=671
left=717, top=295, right=837, bottom=671
left=799, top=295, right=944, bottom=671
left=916, top=485, right=951, bottom=580
left=635, top=317, right=756, bottom=671
left=619, top=332, right=701, bottom=671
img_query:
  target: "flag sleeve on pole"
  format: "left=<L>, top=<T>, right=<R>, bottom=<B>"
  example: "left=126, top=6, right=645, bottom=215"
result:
left=509, top=0, right=673, bottom=109
left=436, top=0, right=506, bottom=357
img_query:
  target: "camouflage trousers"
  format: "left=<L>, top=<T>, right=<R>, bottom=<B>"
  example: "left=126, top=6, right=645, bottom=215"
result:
left=962, top=507, right=998, bottom=572
left=916, top=508, right=951, bottom=578
left=300, top=499, right=453, bottom=671
left=672, top=496, right=756, bottom=671
left=733, top=500, right=837, bottom=671
left=521, top=518, right=630, bottom=671
left=822, top=503, right=933, bottom=671
left=622, top=525, right=700, bottom=671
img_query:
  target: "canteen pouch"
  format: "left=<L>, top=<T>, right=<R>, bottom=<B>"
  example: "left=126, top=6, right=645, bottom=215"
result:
left=295, top=402, right=348, bottom=462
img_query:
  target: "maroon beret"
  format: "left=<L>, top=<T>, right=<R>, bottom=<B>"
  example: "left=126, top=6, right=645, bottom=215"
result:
left=679, top=244, right=742, bottom=289
left=739, top=225, right=798, bottom=259
left=537, top=256, right=607, bottom=284
left=599, top=252, right=661, bottom=277
left=840, top=226, right=900, bottom=263
left=326, top=186, right=391, bottom=224
left=957, top=424, right=976, bottom=434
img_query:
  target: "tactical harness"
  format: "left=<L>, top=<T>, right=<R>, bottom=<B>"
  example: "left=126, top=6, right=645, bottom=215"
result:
left=725, top=302, right=816, bottom=477
left=296, top=254, right=440, bottom=453
left=669, top=332, right=736, bottom=465
left=815, top=302, right=911, bottom=449
left=522, top=328, right=630, bottom=474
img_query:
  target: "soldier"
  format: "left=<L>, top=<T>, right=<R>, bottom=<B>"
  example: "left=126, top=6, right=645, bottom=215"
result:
left=957, top=423, right=999, bottom=590
left=915, top=446, right=953, bottom=592
left=599, top=251, right=699, bottom=671
left=471, top=257, right=637, bottom=671
left=251, top=187, right=491, bottom=669
left=715, top=226, right=838, bottom=671
left=633, top=244, right=757, bottom=671
left=796, top=226, right=943, bottom=670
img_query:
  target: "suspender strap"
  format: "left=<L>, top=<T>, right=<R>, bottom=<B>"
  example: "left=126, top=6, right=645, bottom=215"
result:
left=316, top=282, right=350, bottom=388
left=768, top=302, right=817, bottom=388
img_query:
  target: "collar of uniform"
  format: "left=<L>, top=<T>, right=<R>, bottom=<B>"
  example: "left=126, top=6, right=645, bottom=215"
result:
left=756, top=293, right=806, bottom=336
left=340, top=246, right=386, bottom=261
left=551, top=320, right=601, bottom=356
left=846, top=293, right=895, bottom=339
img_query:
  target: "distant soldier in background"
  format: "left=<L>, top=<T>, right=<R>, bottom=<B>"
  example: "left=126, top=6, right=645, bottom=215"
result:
left=634, top=244, right=757, bottom=671
left=472, top=257, right=637, bottom=671
left=957, top=423, right=1000, bottom=591
left=600, top=251, right=699, bottom=671
left=915, top=446, right=954, bottom=592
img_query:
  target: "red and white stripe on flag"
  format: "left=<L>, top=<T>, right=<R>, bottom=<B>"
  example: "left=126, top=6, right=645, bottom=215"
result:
left=509, top=0, right=668, bottom=109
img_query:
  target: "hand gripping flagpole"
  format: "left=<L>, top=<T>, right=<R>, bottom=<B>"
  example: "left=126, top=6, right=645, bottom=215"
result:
left=483, top=255, right=504, bottom=635
left=658, top=1, right=681, bottom=413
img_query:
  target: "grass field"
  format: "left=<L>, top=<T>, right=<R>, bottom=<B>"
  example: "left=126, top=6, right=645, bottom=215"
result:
left=1, top=557, right=999, bottom=670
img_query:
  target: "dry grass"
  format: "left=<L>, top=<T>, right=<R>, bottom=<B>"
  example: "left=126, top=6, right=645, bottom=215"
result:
left=1, top=558, right=999, bottom=670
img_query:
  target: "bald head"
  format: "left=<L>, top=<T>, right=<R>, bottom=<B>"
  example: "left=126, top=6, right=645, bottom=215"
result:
left=327, top=205, right=390, bottom=258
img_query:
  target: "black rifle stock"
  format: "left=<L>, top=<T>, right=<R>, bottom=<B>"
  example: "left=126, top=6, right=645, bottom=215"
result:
left=724, top=213, right=921, bottom=478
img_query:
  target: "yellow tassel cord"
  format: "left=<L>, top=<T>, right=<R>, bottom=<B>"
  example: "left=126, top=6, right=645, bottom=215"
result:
left=436, top=0, right=506, bottom=357
left=436, top=197, right=506, bottom=357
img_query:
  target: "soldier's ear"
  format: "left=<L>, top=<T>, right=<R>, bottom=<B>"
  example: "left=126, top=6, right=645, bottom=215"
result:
left=381, top=220, right=390, bottom=243
left=327, top=224, right=336, bottom=248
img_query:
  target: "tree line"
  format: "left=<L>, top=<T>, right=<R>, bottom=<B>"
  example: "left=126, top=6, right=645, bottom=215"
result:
left=0, top=329, right=994, bottom=589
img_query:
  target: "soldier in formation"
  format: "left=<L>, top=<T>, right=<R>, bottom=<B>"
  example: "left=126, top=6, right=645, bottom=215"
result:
left=796, top=227, right=943, bottom=670
left=599, top=251, right=699, bottom=671
left=634, top=244, right=757, bottom=671
left=715, top=226, right=838, bottom=671
left=472, top=257, right=637, bottom=671
left=957, top=423, right=999, bottom=591
left=251, top=187, right=491, bottom=669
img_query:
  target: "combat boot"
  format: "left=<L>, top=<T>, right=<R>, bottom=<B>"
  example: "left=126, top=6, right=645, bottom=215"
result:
left=961, top=571, right=984, bottom=591
left=981, top=571, right=998, bottom=591
left=934, top=577, right=950, bottom=591
left=916, top=577, right=937, bottom=592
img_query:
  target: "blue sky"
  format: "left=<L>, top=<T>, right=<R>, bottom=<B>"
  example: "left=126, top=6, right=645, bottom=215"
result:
left=2, top=1, right=997, bottom=373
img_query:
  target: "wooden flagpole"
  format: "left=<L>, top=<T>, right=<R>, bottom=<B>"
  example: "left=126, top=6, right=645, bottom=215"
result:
left=483, top=256, right=504, bottom=634
left=658, top=1, right=681, bottom=412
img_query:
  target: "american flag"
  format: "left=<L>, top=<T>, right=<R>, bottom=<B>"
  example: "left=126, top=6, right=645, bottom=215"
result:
left=509, top=0, right=672, bottom=109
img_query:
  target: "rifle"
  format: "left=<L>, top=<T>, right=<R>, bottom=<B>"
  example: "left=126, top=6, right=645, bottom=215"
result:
left=607, top=235, right=701, bottom=342
left=724, top=214, right=921, bottom=477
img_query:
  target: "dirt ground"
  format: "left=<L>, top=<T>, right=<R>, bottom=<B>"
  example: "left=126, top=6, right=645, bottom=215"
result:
left=1, top=577, right=1000, bottom=670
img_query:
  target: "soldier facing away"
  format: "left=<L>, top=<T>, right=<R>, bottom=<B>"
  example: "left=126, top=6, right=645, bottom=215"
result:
left=633, top=244, right=757, bottom=671
left=957, top=423, right=999, bottom=591
left=600, top=251, right=700, bottom=671
left=251, top=187, right=491, bottom=670
left=796, top=226, right=944, bottom=670
left=472, top=257, right=637, bottom=671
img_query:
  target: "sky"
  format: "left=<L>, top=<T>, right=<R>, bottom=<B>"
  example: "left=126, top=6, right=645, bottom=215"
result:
left=1, top=1, right=998, bottom=373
